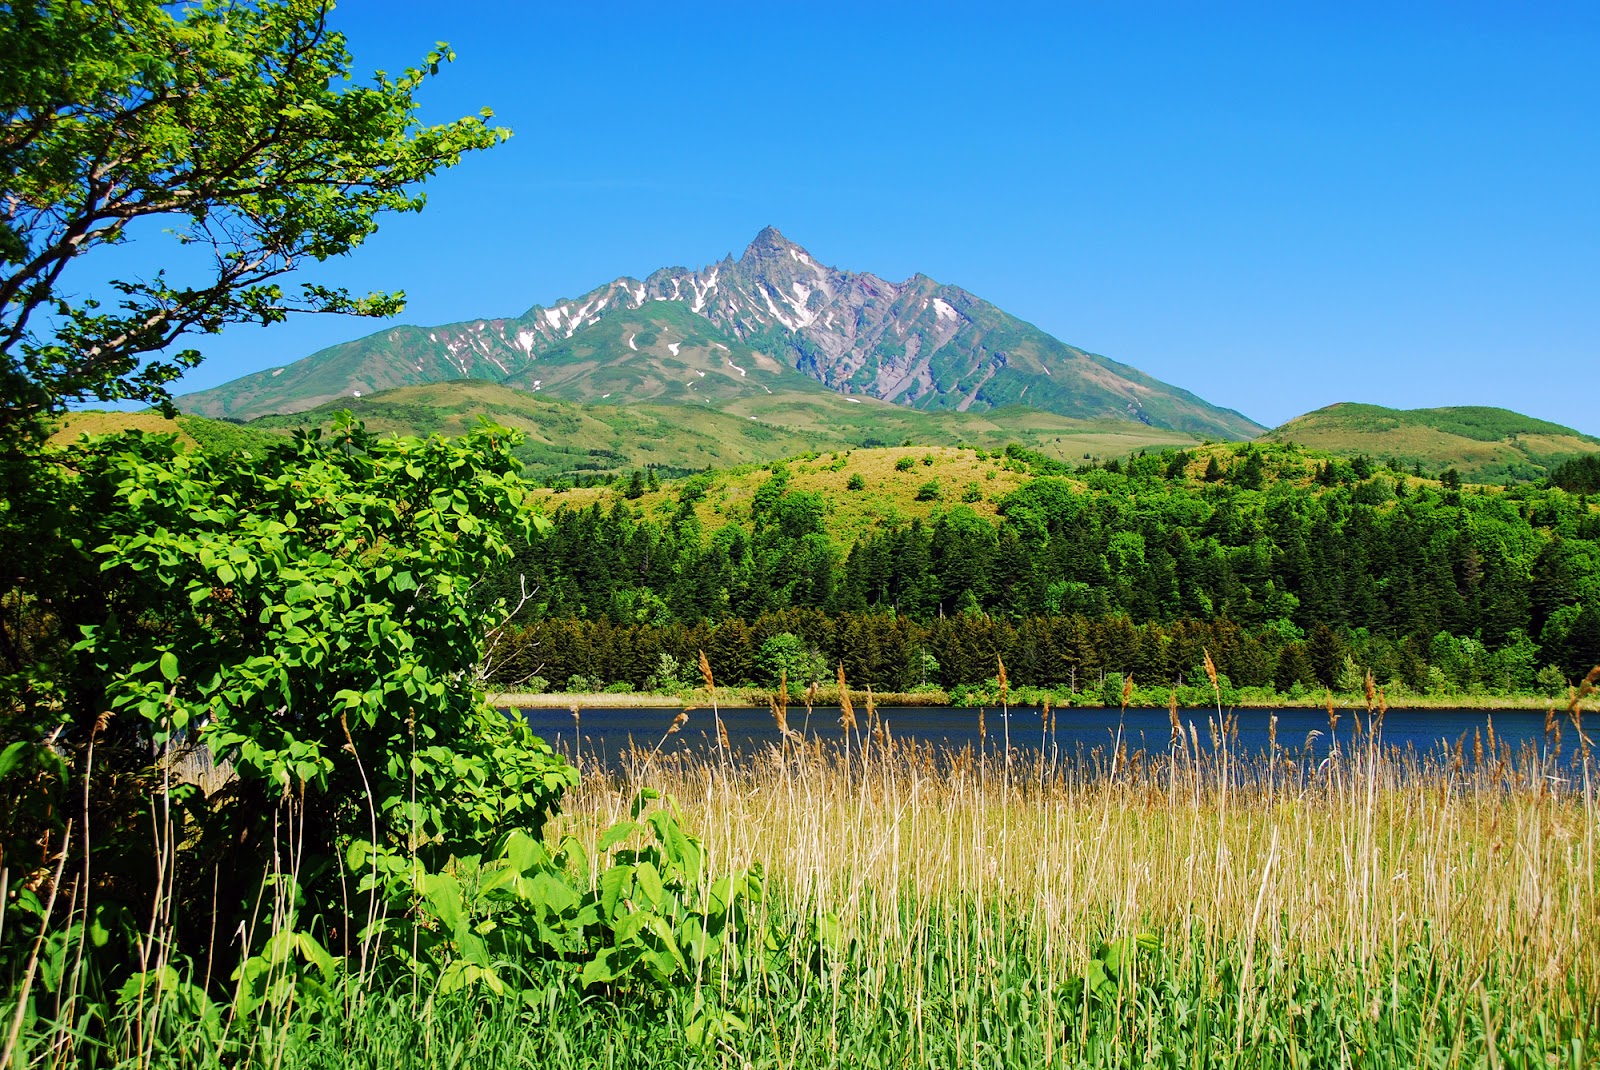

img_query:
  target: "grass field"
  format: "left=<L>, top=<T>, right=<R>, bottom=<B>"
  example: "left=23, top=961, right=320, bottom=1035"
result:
left=33, top=696, right=1596, bottom=1068
left=538, top=444, right=1064, bottom=544
left=49, top=408, right=198, bottom=446
left=245, top=381, right=1201, bottom=483
left=1263, top=402, right=1600, bottom=484
left=546, top=722, right=1598, bottom=1067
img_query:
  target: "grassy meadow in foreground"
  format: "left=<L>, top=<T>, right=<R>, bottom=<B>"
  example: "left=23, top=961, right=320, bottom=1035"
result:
left=12, top=704, right=1599, bottom=1068
left=538, top=711, right=1600, bottom=1066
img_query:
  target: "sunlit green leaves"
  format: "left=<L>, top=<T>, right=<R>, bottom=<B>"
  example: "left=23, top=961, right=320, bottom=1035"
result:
left=49, top=417, right=561, bottom=857
left=0, top=0, right=509, bottom=447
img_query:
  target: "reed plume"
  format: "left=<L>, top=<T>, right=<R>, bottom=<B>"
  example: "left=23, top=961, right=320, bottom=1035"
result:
left=837, top=663, right=856, bottom=736
left=771, top=670, right=792, bottom=740
left=698, top=649, right=716, bottom=694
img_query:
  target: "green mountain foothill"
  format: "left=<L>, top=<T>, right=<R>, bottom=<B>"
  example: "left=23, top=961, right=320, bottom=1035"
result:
left=242, top=380, right=1200, bottom=484
left=177, top=227, right=1263, bottom=440
left=1262, top=402, right=1600, bottom=484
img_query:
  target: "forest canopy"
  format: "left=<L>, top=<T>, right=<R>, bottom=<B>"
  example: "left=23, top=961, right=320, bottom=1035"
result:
left=489, top=446, right=1600, bottom=694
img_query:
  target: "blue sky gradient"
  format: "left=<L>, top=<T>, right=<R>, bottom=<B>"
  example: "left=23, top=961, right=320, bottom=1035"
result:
left=167, top=1, right=1600, bottom=434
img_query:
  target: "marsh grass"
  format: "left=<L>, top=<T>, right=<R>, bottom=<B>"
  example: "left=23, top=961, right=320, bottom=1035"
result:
left=7, top=690, right=1598, bottom=1067
left=563, top=719, right=1598, bottom=995
left=531, top=692, right=1600, bottom=1065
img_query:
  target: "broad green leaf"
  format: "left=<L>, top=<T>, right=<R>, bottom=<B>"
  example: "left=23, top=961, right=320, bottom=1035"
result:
left=0, top=741, right=29, bottom=780
left=596, top=821, right=645, bottom=852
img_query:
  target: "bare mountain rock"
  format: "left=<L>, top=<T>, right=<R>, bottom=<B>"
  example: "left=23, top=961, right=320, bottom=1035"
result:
left=180, top=228, right=1261, bottom=439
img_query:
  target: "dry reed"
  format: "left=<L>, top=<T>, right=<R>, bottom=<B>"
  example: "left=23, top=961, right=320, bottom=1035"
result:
left=554, top=721, right=1600, bottom=1016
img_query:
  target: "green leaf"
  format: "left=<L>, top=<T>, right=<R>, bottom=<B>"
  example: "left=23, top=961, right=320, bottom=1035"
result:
left=581, top=947, right=619, bottom=987
left=599, top=864, right=632, bottom=921
left=597, top=820, right=645, bottom=852
left=421, top=872, right=465, bottom=934
left=159, top=651, right=178, bottom=681
left=634, top=860, right=665, bottom=908
left=525, top=872, right=578, bottom=916
left=0, top=741, right=29, bottom=780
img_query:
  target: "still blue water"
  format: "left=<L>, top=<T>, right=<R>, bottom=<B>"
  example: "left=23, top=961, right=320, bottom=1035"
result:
left=515, top=704, right=1590, bottom=773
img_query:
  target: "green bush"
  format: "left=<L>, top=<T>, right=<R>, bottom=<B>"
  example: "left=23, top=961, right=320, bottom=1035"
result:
left=757, top=632, right=827, bottom=695
left=2, top=418, right=599, bottom=1034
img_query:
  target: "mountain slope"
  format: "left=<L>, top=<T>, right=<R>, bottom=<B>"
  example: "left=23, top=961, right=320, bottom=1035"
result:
left=498, top=300, right=816, bottom=406
left=1262, top=403, right=1600, bottom=483
left=180, top=229, right=1262, bottom=439
left=250, top=381, right=1201, bottom=482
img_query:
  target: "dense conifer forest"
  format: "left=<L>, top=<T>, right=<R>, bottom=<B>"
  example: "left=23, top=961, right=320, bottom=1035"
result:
left=491, top=444, right=1600, bottom=697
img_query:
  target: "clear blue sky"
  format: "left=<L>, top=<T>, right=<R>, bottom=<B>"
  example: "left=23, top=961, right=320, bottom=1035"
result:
left=170, top=1, right=1600, bottom=434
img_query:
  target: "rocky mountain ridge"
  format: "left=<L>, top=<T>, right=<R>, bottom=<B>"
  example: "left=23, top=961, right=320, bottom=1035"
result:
left=180, top=228, right=1262, bottom=439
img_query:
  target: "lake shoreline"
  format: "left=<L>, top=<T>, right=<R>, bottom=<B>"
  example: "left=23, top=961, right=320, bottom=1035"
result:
left=491, top=688, right=1574, bottom=713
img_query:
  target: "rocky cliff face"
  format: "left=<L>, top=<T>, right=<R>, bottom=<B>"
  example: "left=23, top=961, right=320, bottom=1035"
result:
left=180, top=228, right=1262, bottom=439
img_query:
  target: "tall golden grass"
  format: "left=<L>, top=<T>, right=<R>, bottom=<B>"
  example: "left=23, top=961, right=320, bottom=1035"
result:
left=551, top=675, right=1600, bottom=1016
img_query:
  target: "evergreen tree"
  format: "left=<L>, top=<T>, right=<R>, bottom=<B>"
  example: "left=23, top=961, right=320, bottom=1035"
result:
left=1307, top=624, right=1347, bottom=689
left=1274, top=641, right=1316, bottom=691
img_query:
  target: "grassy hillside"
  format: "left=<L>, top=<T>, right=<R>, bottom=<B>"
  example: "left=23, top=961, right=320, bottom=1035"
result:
left=535, top=444, right=1039, bottom=545
left=1261, top=402, right=1600, bottom=483
left=526, top=439, right=1325, bottom=547
left=246, top=380, right=1200, bottom=482
left=50, top=409, right=196, bottom=446
left=50, top=410, right=287, bottom=452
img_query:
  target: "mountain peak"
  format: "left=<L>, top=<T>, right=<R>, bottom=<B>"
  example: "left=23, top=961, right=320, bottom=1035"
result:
left=178, top=230, right=1265, bottom=439
left=740, top=225, right=810, bottom=265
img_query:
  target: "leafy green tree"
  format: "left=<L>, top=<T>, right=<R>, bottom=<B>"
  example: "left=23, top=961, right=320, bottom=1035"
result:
left=0, top=0, right=506, bottom=446
left=1307, top=623, right=1347, bottom=689
left=7, top=419, right=571, bottom=993
left=756, top=632, right=827, bottom=695
left=0, top=0, right=551, bottom=1008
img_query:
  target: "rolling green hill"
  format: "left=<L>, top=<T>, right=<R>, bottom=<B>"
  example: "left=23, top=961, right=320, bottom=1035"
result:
left=1261, top=403, right=1600, bottom=483
left=246, top=380, right=1201, bottom=482
left=50, top=410, right=288, bottom=453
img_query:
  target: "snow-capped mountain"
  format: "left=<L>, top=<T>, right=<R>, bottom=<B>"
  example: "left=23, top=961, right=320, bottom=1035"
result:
left=179, top=227, right=1262, bottom=439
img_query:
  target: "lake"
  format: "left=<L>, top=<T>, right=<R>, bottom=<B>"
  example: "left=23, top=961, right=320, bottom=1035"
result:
left=516, top=703, right=1592, bottom=775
